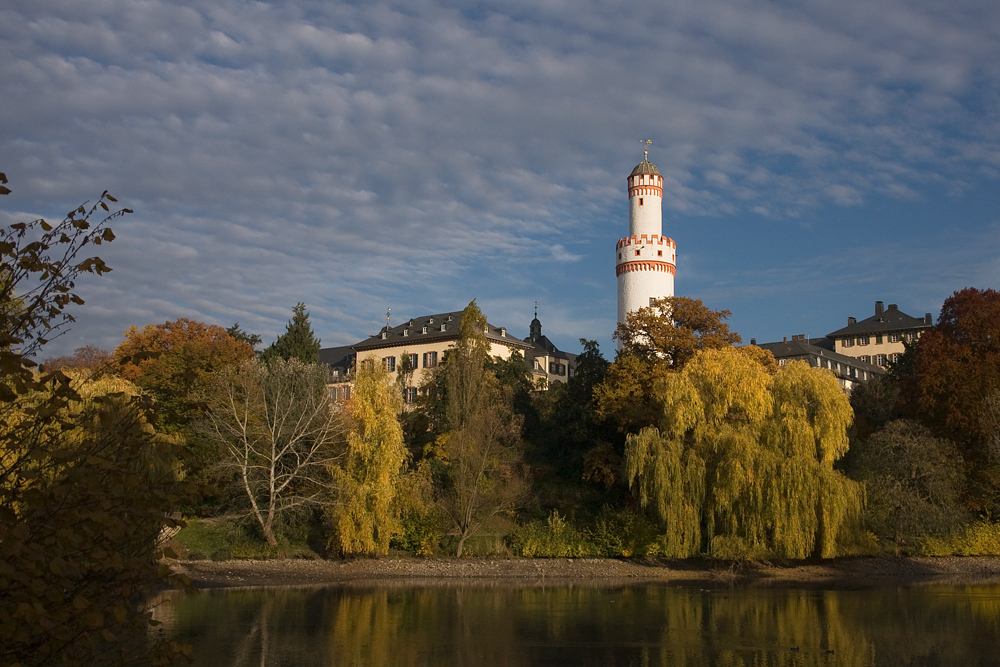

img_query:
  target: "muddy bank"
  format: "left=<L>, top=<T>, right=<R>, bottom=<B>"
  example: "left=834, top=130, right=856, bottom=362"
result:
left=173, top=556, right=1000, bottom=590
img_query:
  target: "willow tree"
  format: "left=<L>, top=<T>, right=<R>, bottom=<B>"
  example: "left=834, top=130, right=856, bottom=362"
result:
left=327, top=356, right=407, bottom=555
left=624, top=347, right=862, bottom=559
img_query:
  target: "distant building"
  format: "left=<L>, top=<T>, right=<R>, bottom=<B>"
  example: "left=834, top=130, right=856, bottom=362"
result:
left=752, top=335, right=884, bottom=393
left=320, top=310, right=572, bottom=403
left=827, top=301, right=933, bottom=369
left=523, top=314, right=578, bottom=389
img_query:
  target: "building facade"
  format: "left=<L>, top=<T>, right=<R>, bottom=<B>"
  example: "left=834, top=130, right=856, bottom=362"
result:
left=753, top=335, right=884, bottom=393
left=827, top=301, right=933, bottom=369
left=320, top=310, right=538, bottom=403
left=616, top=154, right=676, bottom=339
left=523, top=315, right=578, bottom=389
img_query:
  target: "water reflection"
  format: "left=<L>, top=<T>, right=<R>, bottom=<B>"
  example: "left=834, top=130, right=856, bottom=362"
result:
left=153, top=583, right=1000, bottom=666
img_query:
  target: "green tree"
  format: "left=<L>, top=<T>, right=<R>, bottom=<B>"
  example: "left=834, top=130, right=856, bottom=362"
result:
left=200, top=358, right=345, bottom=546
left=263, top=302, right=321, bottom=364
left=1, top=175, right=193, bottom=666
left=623, top=347, right=863, bottom=559
left=327, top=356, right=408, bottom=555
left=852, top=420, right=968, bottom=547
left=430, top=300, right=528, bottom=557
left=227, top=322, right=263, bottom=350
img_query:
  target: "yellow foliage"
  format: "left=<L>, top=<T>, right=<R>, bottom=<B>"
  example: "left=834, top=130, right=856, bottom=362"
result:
left=624, top=348, right=863, bottom=559
left=327, top=356, right=407, bottom=556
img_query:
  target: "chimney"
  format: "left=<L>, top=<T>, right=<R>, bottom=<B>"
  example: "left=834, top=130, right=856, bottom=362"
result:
left=792, top=334, right=805, bottom=341
left=783, top=337, right=787, bottom=343
left=848, top=317, right=856, bottom=326
left=875, top=301, right=884, bottom=316
left=750, top=338, right=756, bottom=346
left=888, top=304, right=898, bottom=311
left=925, top=313, right=932, bottom=325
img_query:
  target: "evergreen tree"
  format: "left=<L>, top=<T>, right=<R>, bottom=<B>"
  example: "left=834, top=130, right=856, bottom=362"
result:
left=264, top=302, right=321, bottom=364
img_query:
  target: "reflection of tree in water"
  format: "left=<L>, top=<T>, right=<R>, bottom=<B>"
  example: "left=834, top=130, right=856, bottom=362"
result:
left=163, top=584, right=1000, bottom=666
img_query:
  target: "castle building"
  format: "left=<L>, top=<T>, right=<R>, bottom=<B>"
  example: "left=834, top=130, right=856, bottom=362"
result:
left=826, top=300, right=933, bottom=369
left=616, top=153, right=676, bottom=340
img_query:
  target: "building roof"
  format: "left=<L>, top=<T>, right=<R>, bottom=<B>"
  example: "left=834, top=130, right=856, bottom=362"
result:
left=827, top=301, right=932, bottom=338
left=524, top=333, right=576, bottom=362
left=756, top=336, right=884, bottom=375
left=630, top=158, right=660, bottom=177
left=351, top=310, right=531, bottom=353
left=317, top=344, right=355, bottom=371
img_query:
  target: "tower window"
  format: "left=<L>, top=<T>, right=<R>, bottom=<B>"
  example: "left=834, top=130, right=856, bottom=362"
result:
left=639, top=198, right=644, bottom=206
left=635, top=250, right=640, bottom=256
left=657, top=250, right=662, bottom=257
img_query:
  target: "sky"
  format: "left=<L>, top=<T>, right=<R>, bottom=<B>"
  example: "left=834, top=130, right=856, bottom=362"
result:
left=2, top=0, right=999, bottom=359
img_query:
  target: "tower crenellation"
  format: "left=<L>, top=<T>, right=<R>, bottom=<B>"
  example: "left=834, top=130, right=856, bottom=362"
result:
left=616, top=151, right=676, bottom=339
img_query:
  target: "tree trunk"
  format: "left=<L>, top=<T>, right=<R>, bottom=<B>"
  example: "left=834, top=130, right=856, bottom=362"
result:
left=456, top=531, right=468, bottom=558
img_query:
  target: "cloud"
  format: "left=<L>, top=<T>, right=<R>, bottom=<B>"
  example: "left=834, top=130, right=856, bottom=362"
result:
left=2, top=0, right=999, bottom=357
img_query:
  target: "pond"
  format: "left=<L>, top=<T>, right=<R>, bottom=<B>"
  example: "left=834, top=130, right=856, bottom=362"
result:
left=153, top=583, right=1000, bottom=666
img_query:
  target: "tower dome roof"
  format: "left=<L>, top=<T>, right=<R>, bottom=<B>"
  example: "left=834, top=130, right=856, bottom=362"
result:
left=630, top=159, right=660, bottom=177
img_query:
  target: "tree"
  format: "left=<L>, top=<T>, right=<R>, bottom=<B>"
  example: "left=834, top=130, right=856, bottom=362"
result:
left=1, top=175, right=193, bottom=666
left=623, top=347, right=863, bottom=559
left=900, top=288, right=1000, bottom=510
left=613, top=296, right=742, bottom=367
left=852, top=420, right=968, bottom=546
left=227, top=322, right=263, bottom=350
left=114, top=318, right=255, bottom=431
left=263, top=302, right=321, bottom=364
left=40, top=344, right=112, bottom=373
left=596, top=297, right=743, bottom=435
left=430, top=300, right=528, bottom=557
left=200, top=357, right=346, bottom=546
left=327, top=356, right=408, bottom=556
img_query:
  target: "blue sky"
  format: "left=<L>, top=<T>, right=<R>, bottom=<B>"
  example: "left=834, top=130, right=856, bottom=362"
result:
left=2, top=0, right=998, bottom=359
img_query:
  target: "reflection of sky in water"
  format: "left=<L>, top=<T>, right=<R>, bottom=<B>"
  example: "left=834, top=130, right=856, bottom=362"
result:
left=154, top=584, right=1000, bottom=667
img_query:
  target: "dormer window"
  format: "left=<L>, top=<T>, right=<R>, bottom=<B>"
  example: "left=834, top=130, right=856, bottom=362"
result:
left=422, top=326, right=428, bottom=334
left=440, top=324, right=446, bottom=332
left=447, top=315, right=453, bottom=321
left=500, top=327, right=506, bottom=337
left=429, top=317, right=434, bottom=324
left=380, top=332, right=387, bottom=340
left=403, top=329, right=409, bottom=337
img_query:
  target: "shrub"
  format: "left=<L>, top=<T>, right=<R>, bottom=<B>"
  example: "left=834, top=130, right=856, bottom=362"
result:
left=512, top=511, right=595, bottom=557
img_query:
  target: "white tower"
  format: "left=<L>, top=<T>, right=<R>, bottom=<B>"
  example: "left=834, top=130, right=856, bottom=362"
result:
left=616, top=152, right=676, bottom=335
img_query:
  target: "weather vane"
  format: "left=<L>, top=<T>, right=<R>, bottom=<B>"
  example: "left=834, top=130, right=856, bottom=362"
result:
left=534, top=301, right=539, bottom=319
left=386, top=307, right=391, bottom=330
left=641, top=139, right=652, bottom=160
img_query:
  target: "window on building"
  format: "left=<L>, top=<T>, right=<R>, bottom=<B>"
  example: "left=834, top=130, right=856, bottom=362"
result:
left=890, top=333, right=901, bottom=343
left=649, top=297, right=655, bottom=306
left=635, top=250, right=640, bottom=256
left=891, top=353, right=901, bottom=363
left=859, top=336, right=869, bottom=346
left=409, top=353, right=418, bottom=369
left=404, top=387, right=417, bottom=404
left=657, top=250, right=662, bottom=257
left=383, top=356, right=395, bottom=372
left=423, top=351, right=438, bottom=368
left=875, top=334, right=883, bottom=344
left=343, top=386, right=351, bottom=400
left=639, top=198, right=644, bottom=206
left=859, top=355, right=870, bottom=363
left=843, top=338, right=854, bottom=348
left=876, top=354, right=886, bottom=366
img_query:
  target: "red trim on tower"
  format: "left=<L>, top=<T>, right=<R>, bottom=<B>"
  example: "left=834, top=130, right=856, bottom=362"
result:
left=616, top=261, right=676, bottom=277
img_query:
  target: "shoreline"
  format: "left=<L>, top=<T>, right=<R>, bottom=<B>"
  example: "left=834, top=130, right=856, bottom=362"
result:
left=172, top=556, right=1000, bottom=590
